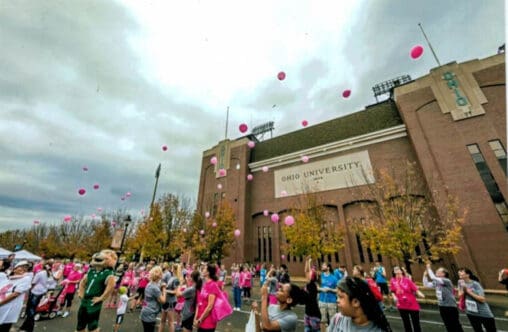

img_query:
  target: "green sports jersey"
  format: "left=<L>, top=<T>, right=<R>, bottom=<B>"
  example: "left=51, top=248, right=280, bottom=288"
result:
left=83, top=267, right=114, bottom=301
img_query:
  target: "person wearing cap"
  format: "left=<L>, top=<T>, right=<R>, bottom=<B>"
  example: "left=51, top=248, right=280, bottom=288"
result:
left=0, top=261, right=32, bottom=331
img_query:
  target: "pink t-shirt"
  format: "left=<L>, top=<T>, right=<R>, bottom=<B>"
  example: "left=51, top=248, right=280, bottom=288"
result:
left=240, top=271, right=252, bottom=288
left=390, top=277, right=420, bottom=311
left=138, top=271, right=149, bottom=288
left=64, top=270, right=83, bottom=294
left=196, top=280, right=220, bottom=329
left=121, top=270, right=136, bottom=287
left=33, top=263, right=43, bottom=274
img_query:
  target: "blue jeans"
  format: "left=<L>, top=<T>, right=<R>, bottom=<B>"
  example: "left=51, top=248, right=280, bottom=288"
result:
left=233, top=286, right=242, bottom=309
left=20, top=292, right=44, bottom=332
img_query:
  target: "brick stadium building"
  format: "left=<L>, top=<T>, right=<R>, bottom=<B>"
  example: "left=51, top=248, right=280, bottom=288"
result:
left=197, top=53, right=506, bottom=288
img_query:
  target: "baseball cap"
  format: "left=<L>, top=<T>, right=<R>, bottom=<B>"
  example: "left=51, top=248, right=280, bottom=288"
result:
left=14, top=260, right=30, bottom=269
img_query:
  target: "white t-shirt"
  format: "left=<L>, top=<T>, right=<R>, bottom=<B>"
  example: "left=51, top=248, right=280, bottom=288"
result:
left=0, top=274, right=32, bottom=324
left=117, top=294, right=129, bottom=315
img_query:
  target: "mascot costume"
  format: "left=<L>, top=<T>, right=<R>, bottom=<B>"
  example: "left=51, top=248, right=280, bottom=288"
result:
left=76, top=249, right=117, bottom=332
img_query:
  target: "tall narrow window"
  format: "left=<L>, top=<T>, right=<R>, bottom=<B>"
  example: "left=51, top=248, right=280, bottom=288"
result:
left=467, top=144, right=508, bottom=230
left=268, top=227, right=273, bottom=262
left=488, top=140, right=507, bottom=175
left=356, top=234, right=365, bottom=263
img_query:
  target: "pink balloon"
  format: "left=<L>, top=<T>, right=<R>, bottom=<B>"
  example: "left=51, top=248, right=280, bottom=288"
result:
left=262, top=166, right=269, bottom=173
left=342, top=89, right=351, bottom=98
left=93, top=184, right=99, bottom=190
left=205, top=211, right=210, bottom=218
left=301, top=120, right=308, bottom=127
left=301, top=155, right=309, bottom=163
left=281, top=254, right=285, bottom=260
left=239, top=123, right=248, bottom=133
left=219, top=168, right=227, bottom=176
left=199, top=229, right=205, bottom=235
left=33, top=220, right=40, bottom=225
left=284, top=215, right=295, bottom=226
left=63, top=215, right=72, bottom=222
left=277, top=71, right=286, bottom=81
left=247, top=141, right=256, bottom=148
left=271, top=213, right=279, bottom=223
left=217, top=183, right=223, bottom=190
left=234, top=229, right=241, bottom=237
left=212, top=222, right=217, bottom=227
left=210, top=156, right=218, bottom=165
left=82, top=166, right=88, bottom=171
left=78, top=188, right=86, bottom=196
left=263, top=210, right=269, bottom=217
left=410, top=45, right=424, bottom=59
left=111, top=221, right=116, bottom=227
left=126, top=192, right=131, bottom=197
left=247, top=174, right=253, bottom=181
left=97, top=207, right=102, bottom=212
left=162, top=145, right=168, bottom=151
left=280, top=190, right=288, bottom=197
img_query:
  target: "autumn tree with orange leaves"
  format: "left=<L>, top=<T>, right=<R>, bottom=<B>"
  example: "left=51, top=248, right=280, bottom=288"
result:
left=282, top=193, right=345, bottom=261
left=351, top=161, right=465, bottom=273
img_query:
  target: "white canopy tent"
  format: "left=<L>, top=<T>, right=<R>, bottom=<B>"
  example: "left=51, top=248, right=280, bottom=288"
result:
left=0, top=247, right=12, bottom=259
left=12, top=249, right=42, bottom=261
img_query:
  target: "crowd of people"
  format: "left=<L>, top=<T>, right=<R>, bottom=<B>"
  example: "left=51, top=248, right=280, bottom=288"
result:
left=0, top=251, right=506, bottom=332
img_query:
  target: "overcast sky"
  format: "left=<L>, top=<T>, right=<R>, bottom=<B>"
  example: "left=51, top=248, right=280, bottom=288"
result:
left=0, top=0, right=505, bottom=231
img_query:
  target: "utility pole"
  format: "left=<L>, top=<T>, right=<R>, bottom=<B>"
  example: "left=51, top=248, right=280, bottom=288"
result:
left=140, top=163, right=161, bottom=263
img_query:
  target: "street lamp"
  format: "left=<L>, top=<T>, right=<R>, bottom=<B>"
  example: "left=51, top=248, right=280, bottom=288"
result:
left=118, top=215, right=131, bottom=258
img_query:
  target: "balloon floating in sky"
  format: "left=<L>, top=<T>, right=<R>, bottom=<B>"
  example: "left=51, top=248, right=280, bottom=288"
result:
left=271, top=213, right=280, bottom=223
left=199, top=229, right=205, bottom=235
left=302, top=120, right=308, bottom=127
left=210, top=156, right=218, bottom=165
left=78, top=188, right=86, bottom=196
left=212, top=222, right=217, bottom=227
left=284, top=215, right=295, bottom=226
left=93, top=184, right=99, bottom=190
left=205, top=211, right=210, bottom=218
left=263, top=210, right=269, bottom=217
left=410, top=45, right=424, bottom=59
left=82, top=166, right=88, bottom=172
left=280, top=190, right=288, bottom=197
left=63, top=215, right=72, bottom=222
left=301, top=155, right=310, bottom=163
left=217, top=183, right=223, bottom=190
left=162, top=145, right=168, bottom=151
left=126, top=192, right=131, bottom=197
left=239, top=123, right=248, bottom=133
left=277, top=71, right=286, bottom=81
left=262, top=166, right=269, bottom=173
left=281, top=254, right=285, bottom=260
left=97, top=207, right=102, bottom=212
left=342, top=89, right=351, bottom=98
left=234, top=229, right=241, bottom=237
left=33, top=220, right=40, bottom=225
left=247, top=174, right=253, bottom=181
left=247, top=141, right=256, bottom=148
left=219, top=168, right=227, bottom=176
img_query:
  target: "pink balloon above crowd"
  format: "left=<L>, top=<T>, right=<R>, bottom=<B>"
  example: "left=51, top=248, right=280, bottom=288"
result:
left=199, top=229, right=205, bottom=235
left=342, top=89, right=351, bottom=98
left=219, top=169, right=227, bottom=176
left=301, top=155, right=309, bottom=163
left=78, top=188, right=86, bottom=196
left=162, top=145, right=168, bottom=151
left=33, top=220, right=40, bottom=225
left=205, top=211, right=210, bottom=218
left=263, top=210, right=269, bottom=217
left=93, top=184, right=100, bottom=190
left=277, top=71, right=286, bottom=81
left=82, top=166, right=88, bottom=172
left=247, top=174, right=253, bottom=181
left=217, top=183, right=223, bottom=190
left=284, top=215, right=295, bottom=226
left=239, top=123, right=248, bottom=133
left=262, top=166, right=269, bottom=173
left=63, top=215, right=72, bottom=222
left=210, top=156, right=218, bottom=165
left=212, top=222, right=217, bottom=227
left=271, top=213, right=279, bottom=223
left=302, top=120, right=308, bottom=127
left=234, top=229, right=241, bottom=237
left=280, top=190, right=288, bottom=197
left=247, top=141, right=255, bottom=148
left=410, top=45, right=424, bottom=59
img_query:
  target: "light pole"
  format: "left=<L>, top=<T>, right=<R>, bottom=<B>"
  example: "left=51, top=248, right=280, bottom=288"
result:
left=118, top=215, right=131, bottom=259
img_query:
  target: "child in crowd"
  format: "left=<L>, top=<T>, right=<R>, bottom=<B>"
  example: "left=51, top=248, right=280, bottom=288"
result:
left=114, top=286, right=134, bottom=332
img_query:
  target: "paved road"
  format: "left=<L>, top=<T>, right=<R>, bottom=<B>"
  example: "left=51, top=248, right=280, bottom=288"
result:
left=13, top=300, right=508, bottom=331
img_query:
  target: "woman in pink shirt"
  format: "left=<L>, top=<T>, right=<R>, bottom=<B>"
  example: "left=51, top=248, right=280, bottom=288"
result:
left=194, top=264, right=220, bottom=332
left=390, top=266, right=424, bottom=332
left=121, top=263, right=137, bottom=296
left=60, top=263, right=83, bottom=318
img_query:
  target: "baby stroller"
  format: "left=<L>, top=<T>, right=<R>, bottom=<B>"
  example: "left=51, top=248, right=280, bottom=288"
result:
left=33, top=286, right=65, bottom=321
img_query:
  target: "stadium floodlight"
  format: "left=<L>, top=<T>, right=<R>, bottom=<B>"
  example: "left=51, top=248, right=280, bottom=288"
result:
left=372, top=75, right=412, bottom=101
